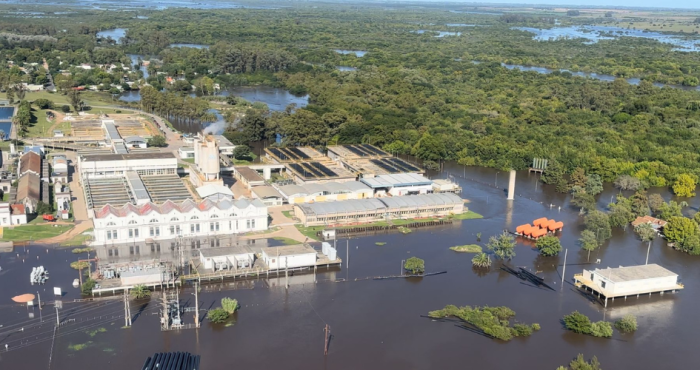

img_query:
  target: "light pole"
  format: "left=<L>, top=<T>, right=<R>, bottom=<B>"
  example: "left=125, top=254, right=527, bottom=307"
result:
left=495, top=172, right=499, bottom=187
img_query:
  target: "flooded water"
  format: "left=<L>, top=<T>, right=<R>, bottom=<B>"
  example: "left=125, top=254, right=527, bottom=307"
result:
left=515, top=25, right=700, bottom=52
left=334, top=50, right=367, bottom=57
left=96, top=28, right=127, bottom=44
left=414, top=30, right=461, bottom=37
left=224, top=86, right=309, bottom=112
left=1, top=163, right=699, bottom=369
left=127, top=54, right=150, bottom=79
left=499, top=62, right=700, bottom=92
left=169, top=44, right=209, bottom=49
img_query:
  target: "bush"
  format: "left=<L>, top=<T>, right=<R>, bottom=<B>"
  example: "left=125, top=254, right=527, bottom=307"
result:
left=34, top=98, right=54, bottom=109
left=61, top=105, right=71, bottom=113
left=147, top=135, right=167, bottom=147
left=563, top=311, right=592, bottom=334
left=207, top=308, right=230, bottom=323
left=512, top=323, right=533, bottom=336
left=614, top=315, right=637, bottom=333
left=590, top=321, right=613, bottom=338
left=81, top=279, right=96, bottom=295
left=221, top=298, right=239, bottom=314
left=531, top=323, right=541, bottom=331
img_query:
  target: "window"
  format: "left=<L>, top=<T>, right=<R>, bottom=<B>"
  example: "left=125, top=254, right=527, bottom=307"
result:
left=211, top=214, right=219, bottom=218
left=107, top=222, right=116, bottom=227
left=211, top=222, right=220, bottom=231
left=246, top=219, right=251, bottom=229
left=170, top=217, right=179, bottom=222
left=251, top=219, right=255, bottom=228
left=191, top=223, right=200, bottom=233
left=601, top=281, right=607, bottom=289
left=128, top=220, right=137, bottom=225
left=170, top=242, right=176, bottom=251
left=129, top=228, right=139, bottom=238
left=170, top=225, right=175, bottom=235
left=191, top=216, right=199, bottom=220
left=107, top=231, right=112, bottom=240
left=590, top=273, right=594, bottom=281
left=149, top=218, right=158, bottom=223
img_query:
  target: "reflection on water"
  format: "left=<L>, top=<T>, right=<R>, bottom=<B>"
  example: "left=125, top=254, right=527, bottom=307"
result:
left=96, top=28, right=127, bottom=43
left=334, top=49, right=367, bottom=57
left=514, top=25, right=700, bottom=52
left=2, top=163, right=699, bottom=369
left=169, top=43, right=209, bottom=49
left=414, top=30, right=461, bottom=37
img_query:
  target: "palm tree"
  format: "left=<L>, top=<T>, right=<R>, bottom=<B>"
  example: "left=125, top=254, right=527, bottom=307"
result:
left=130, top=284, right=151, bottom=299
left=472, top=252, right=491, bottom=268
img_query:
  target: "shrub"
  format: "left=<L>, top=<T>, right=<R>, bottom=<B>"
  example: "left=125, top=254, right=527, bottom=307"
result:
left=531, top=323, right=541, bottom=331
left=221, top=298, right=239, bottom=314
left=614, top=315, right=638, bottom=333
left=34, top=98, right=54, bottom=109
left=563, top=311, right=592, bottom=334
left=512, top=323, right=533, bottom=336
left=207, top=308, right=230, bottom=323
left=61, top=105, right=71, bottom=113
left=81, top=279, right=96, bottom=295
left=590, top=321, right=613, bottom=338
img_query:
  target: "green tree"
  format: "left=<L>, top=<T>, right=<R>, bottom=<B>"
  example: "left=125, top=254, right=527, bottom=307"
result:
left=221, top=298, right=239, bottom=314
left=147, top=135, right=167, bottom=147
left=404, top=256, right=425, bottom=275
left=634, top=223, right=656, bottom=241
left=81, top=279, right=97, bottom=295
left=672, top=174, right=696, bottom=197
left=614, top=174, right=642, bottom=191
left=207, top=308, right=230, bottom=323
left=556, top=354, right=602, bottom=370
left=681, top=235, right=700, bottom=255
left=130, top=284, right=151, bottom=299
left=614, top=315, right=637, bottom=333
left=34, top=98, right=53, bottom=109
left=232, top=145, right=253, bottom=160
left=486, top=232, right=516, bottom=260
left=536, top=235, right=562, bottom=256
left=569, top=167, right=586, bottom=188
left=36, top=201, right=53, bottom=215
left=68, top=90, right=82, bottom=112
left=541, top=159, right=567, bottom=193
left=584, top=174, right=603, bottom=196
left=579, top=230, right=599, bottom=256
left=563, top=311, right=592, bottom=334
left=412, top=133, right=447, bottom=161
left=659, top=200, right=686, bottom=220
left=663, top=216, right=699, bottom=244
left=630, top=190, right=650, bottom=217
left=608, top=202, right=633, bottom=228
left=471, top=252, right=491, bottom=268
left=571, top=192, right=596, bottom=212
left=61, top=105, right=71, bottom=113
left=584, top=211, right=612, bottom=244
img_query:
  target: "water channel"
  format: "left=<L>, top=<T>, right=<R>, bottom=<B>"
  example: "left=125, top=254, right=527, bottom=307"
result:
left=514, top=25, right=700, bottom=52
left=1, top=163, right=698, bottom=369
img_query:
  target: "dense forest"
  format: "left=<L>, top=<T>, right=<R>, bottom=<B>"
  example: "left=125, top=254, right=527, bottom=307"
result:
left=2, top=3, right=700, bottom=184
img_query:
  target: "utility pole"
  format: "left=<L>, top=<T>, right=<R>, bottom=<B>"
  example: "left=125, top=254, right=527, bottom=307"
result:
left=561, top=249, right=568, bottom=287
left=346, top=240, right=349, bottom=268
left=123, top=289, right=132, bottom=327
left=37, top=291, right=42, bottom=322
left=161, top=290, right=169, bottom=330
left=646, top=241, right=651, bottom=265
left=194, top=282, right=200, bottom=329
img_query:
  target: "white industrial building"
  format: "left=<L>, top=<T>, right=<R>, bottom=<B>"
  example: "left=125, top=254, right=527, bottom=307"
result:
left=277, top=181, right=373, bottom=204
left=78, top=152, right=178, bottom=179
left=360, top=173, right=433, bottom=196
left=262, top=244, right=318, bottom=269
left=200, top=245, right=255, bottom=271
left=251, top=186, right=284, bottom=206
left=51, top=155, right=69, bottom=183
left=190, top=136, right=223, bottom=187
left=575, top=264, right=684, bottom=306
left=196, top=184, right=234, bottom=201
left=92, top=198, right=268, bottom=244
left=124, top=136, right=148, bottom=149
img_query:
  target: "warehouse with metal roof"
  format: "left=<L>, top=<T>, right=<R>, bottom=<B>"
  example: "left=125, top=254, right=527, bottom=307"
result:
left=360, top=173, right=433, bottom=196
left=294, top=193, right=464, bottom=226
left=277, top=181, right=373, bottom=204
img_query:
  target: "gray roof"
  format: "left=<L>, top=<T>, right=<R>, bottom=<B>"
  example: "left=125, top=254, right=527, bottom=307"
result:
left=125, top=136, right=146, bottom=143
left=213, top=135, right=234, bottom=147
left=277, top=181, right=371, bottom=198
left=81, top=152, right=176, bottom=162
left=381, top=193, right=462, bottom=209
left=235, top=166, right=264, bottom=182
left=103, top=121, right=121, bottom=141
left=200, top=245, right=252, bottom=258
left=126, top=171, right=151, bottom=202
left=114, top=142, right=129, bottom=154
left=295, top=193, right=463, bottom=217
left=252, top=186, right=283, bottom=199
left=264, top=244, right=317, bottom=257
left=360, top=173, right=432, bottom=188
left=593, top=264, right=678, bottom=283
left=297, top=198, right=387, bottom=216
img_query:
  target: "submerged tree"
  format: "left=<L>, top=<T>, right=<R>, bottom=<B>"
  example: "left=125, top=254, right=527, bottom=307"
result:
left=556, top=354, right=602, bottom=370
left=130, top=284, right=151, bottom=299
left=579, top=230, right=599, bottom=260
left=221, top=298, right=239, bottom=314
left=471, top=252, right=491, bottom=268
left=536, top=236, right=562, bottom=256
left=634, top=223, right=656, bottom=241
left=486, top=232, right=516, bottom=261
left=404, top=257, right=425, bottom=275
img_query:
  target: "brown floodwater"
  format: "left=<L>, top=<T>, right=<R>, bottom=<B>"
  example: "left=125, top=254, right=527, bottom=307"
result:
left=1, top=164, right=699, bottom=369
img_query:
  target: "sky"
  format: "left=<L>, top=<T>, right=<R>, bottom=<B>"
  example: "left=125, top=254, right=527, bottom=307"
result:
left=392, top=0, right=700, bottom=10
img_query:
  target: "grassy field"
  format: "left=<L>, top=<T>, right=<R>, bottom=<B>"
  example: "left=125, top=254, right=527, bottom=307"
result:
left=60, top=229, right=94, bottom=247
left=26, top=107, right=53, bottom=138
left=282, top=210, right=294, bottom=219
left=1, top=224, right=72, bottom=242
left=450, top=244, right=482, bottom=253
left=25, top=90, right=116, bottom=108
left=272, top=236, right=302, bottom=245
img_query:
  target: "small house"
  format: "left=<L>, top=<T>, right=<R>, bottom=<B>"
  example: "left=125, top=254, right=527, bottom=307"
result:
left=199, top=246, right=254, bottom=271
left=251, top=186, right=284, bottom=206
left=124, top=136, right=148, bottom=149
left=262, top=244, right=317, bottom=270
left=631, top=215, right=667, bottom=231
left=53, top=130, right=64, bottom=138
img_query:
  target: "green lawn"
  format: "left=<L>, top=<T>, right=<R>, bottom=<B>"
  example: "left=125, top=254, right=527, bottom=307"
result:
left=1, top=193, right=8, bottom=202
left=26, top=107, right=54, bottom=138
left=450, top=244, right=482, bottom=253
left=1, top=224, right=72, bottom=242
left=282, top=210, right=294, bottom=219
left=272, top=236, right=302, bottom=245
left=182, top=158, right=195, bottom=164
left=25, top=90, right=116, bottom=109
left=59, top=229, right=94, bottom=247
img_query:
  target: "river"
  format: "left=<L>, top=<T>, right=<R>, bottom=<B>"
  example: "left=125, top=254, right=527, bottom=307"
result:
left=1, top=162, right=698, bottom=369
